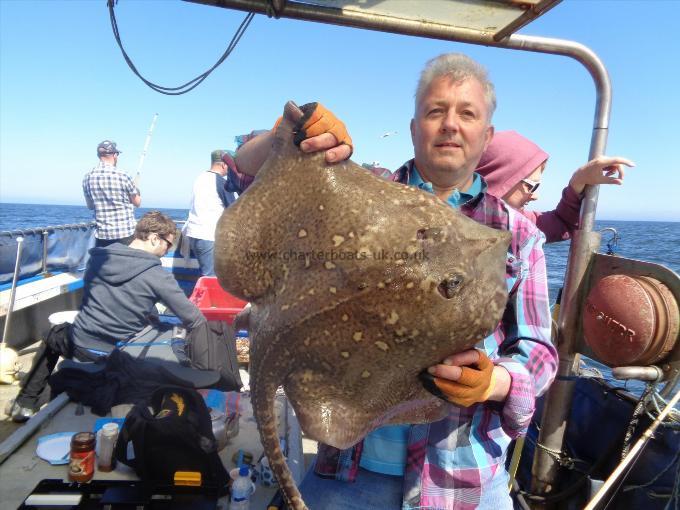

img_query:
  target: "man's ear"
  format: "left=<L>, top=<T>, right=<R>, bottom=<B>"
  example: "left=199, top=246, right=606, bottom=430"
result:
left=483, top=125, right=495, bottom=151
left=410, top=118, right=416, bottom=146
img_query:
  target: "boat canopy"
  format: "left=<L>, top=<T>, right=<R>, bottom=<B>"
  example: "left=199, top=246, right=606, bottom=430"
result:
left=187, top=0, right=562, bottom=42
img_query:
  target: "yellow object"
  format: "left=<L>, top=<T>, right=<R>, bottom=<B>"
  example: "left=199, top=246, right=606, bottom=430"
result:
left=0, top=344, right=20, bottom=385
left=174, top=471, right=202, bottom=486
left=507, top=436, right=525, bottom=492
left=169, top=393, right=186, bottom=416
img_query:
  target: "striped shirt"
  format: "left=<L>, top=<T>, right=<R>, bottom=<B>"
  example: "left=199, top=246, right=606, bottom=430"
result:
left=82, top=162, right=138, bottom=240
left=227, top=147, right=558, bottom=509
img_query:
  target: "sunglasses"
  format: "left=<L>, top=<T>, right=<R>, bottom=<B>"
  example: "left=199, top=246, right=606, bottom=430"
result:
left=521, top=178, right=541, bottom=193
left=157, top=234, right=174, bottom=249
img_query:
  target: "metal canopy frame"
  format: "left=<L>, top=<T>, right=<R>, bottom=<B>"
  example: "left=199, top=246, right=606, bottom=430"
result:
left=185, top=0, right=613, bottom=500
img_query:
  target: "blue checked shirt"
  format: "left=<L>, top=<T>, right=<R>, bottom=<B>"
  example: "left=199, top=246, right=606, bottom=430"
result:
left=82, top=162, right=139, bottom=240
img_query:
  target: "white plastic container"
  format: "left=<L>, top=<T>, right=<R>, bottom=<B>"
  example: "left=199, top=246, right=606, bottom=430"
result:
left=230, top=466, right=253, bottom=509
left=96, top=422, right=119, bottom=472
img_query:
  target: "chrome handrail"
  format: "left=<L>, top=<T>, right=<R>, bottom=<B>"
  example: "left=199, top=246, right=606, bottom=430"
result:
left=0, top=222, right=96, bottom=237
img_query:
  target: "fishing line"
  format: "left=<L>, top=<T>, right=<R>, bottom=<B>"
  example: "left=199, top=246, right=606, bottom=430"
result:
left=107, top=0, right=254, bottom=95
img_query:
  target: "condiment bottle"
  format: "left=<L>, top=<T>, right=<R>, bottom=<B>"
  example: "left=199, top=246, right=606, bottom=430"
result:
left=69, top=432, right=96, bottom=482
left=97, top=422, right=119, bottom=472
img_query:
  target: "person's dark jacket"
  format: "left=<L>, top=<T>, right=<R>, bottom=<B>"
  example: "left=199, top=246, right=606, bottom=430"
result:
left=71, top=243, right=205, bottom=352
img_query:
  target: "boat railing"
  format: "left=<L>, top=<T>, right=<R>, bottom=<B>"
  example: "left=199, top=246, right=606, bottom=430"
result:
left=0, top=223, right=96, bottom=285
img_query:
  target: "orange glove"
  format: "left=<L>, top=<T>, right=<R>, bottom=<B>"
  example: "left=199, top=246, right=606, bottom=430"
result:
left=271, top=116, right=282, bottom=132
left=419, top=350, right=496, bottom=407
left=294, top=102, right=353, bottom=155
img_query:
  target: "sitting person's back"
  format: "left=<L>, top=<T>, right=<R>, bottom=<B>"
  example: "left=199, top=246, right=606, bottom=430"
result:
left=9, top=211, right=208, bottom=422
left=72, top=240, right=204, bottom=354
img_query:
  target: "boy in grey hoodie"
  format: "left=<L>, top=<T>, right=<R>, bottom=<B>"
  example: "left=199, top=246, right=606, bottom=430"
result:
left=11, top=212, right=206, bottom=421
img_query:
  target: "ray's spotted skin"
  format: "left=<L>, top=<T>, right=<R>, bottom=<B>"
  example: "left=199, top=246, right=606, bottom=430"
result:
left=214, top=102, right=510, bottom=510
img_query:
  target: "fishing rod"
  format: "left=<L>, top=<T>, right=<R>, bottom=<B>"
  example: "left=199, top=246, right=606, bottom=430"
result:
left=133, top=113, right=158, bottom=187
left=584, top=387, right=680, bottom=510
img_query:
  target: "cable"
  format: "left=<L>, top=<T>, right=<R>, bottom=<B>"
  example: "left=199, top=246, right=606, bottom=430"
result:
left=107, top=0, right=254, bottom=95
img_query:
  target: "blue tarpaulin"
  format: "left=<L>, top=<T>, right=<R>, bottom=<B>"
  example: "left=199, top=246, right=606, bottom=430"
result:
left=0, top=223, right=95, bottom=285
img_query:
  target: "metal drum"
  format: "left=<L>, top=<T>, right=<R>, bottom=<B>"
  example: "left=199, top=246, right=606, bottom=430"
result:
left=583, top=274, right=679, bottom=366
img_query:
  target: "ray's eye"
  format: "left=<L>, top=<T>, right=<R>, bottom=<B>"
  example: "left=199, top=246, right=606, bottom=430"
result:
left=417, top=227, right=442, bottom=241
left=438, top=275, right=464, bottom=299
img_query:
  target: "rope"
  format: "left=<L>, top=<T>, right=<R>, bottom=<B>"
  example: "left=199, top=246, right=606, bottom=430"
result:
left=647, top=391, right=680, bottom=428
left=107, top=0, right=255, bottom=95
left=534, top=441, right=581, bottom=470
left=621, top=384, right=656, bottom=460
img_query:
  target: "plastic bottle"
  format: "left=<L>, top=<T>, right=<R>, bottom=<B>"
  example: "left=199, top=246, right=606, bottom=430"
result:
left=230, top=466, right=252, bottom=509
left=97, top=422, right=119, bottom=472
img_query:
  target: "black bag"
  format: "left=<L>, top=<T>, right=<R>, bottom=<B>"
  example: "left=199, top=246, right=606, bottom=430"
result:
left=114, top=386, right=228, bottom=489
left=186, top=320, right=242, bottom=392
left=120, top=321, right=242, bottom=392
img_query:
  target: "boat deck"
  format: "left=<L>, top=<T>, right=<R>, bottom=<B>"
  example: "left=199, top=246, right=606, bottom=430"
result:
left=0, top=366, right=314, bottom=509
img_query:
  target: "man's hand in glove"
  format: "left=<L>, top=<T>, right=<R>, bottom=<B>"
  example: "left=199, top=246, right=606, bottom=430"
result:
left=420, top=349, right=510, bottom=407
left=274, top=103, right=353, bottom=164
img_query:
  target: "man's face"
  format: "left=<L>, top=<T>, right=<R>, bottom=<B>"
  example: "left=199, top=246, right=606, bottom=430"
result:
left=152, top=233, right=174, bottom=257
left=410, top=76, right=494, bottom=188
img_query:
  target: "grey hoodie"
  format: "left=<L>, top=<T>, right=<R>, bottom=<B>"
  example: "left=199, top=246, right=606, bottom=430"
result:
left=71, top=243, right=205, bottom=352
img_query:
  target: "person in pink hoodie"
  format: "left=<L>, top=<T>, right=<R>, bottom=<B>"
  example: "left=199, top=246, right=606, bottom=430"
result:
left=476, top=131, right=634, bottom=243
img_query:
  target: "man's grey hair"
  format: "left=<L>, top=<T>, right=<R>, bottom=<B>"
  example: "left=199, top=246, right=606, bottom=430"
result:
left=415, top=53, right=496, bottom=120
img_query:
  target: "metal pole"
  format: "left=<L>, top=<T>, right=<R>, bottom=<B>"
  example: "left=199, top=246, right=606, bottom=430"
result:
left=1, top=237, right=24, bottom=348
left=41, top=230, right=49, bottom=274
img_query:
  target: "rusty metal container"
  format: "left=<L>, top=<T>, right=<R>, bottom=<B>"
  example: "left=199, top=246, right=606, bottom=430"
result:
left=582, top=274, right=679, bottom=366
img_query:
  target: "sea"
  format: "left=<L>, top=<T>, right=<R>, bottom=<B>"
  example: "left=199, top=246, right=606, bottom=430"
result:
left=2, top=203, right=678, bottom=303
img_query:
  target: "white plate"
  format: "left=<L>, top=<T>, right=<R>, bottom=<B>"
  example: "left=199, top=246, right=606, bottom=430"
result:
left=36, top=432, right=75, bottom=465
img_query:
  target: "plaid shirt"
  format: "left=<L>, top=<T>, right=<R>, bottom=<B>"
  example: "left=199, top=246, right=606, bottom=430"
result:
left=227, top=147, right=558, bottom=509
left=83, top=162, right=139, bottom=240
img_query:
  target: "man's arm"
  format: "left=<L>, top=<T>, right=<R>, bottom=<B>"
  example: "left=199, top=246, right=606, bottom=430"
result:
left=153, top=268, right=206, bottom=330
left=124, top=175, right=142, bottom=207
left=226, top=103, right=353, bottom=194
left=82, top=178, right=95, bottom=210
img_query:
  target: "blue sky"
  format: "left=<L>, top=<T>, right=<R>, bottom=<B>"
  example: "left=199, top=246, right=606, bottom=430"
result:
left=1, top=0, right=678, bottom=222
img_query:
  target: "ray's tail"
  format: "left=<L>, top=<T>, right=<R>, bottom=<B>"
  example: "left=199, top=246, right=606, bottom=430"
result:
left=251, top=381, right=308, bottom=510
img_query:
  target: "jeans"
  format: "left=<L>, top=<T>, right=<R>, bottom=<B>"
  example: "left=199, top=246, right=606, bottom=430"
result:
left=298, top=461, right=403, bottom=509
left=189, top=237, right=215, bottom=276
left=297, top=457, right=513, bottom=510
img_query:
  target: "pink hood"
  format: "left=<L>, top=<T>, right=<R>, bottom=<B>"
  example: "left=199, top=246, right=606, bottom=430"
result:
left=476, top=131, right=549, bottom=199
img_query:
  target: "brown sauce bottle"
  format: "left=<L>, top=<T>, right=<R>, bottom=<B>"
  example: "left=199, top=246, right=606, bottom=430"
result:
left=68, top=432, right=96, bottom=482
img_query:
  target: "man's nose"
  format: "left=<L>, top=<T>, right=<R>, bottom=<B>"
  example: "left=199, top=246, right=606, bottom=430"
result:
left=441, top=112, right=459, bottom=132
left=529, top=192, right=539, bottom=202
